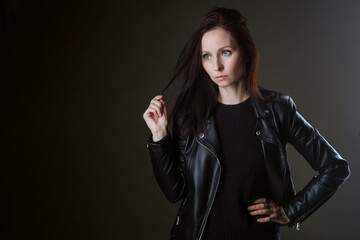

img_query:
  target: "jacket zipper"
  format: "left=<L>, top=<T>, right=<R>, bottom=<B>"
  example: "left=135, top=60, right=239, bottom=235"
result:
left=176, top=198, right=187, bottom=225
left=196, top=138, right=221, bottom=240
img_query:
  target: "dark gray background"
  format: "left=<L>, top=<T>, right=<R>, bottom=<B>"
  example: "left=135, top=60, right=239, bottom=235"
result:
left=1, top=0, right=359, bottom=239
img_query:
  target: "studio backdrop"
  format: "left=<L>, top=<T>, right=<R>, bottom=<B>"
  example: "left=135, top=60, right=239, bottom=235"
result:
left=1, top=0, right=359, bottom=239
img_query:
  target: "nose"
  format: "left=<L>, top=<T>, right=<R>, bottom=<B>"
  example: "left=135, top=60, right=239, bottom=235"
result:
left=213, top=57, right=224, bottom=71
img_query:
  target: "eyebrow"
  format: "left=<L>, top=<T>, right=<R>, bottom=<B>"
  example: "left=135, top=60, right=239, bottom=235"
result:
left=202, top=46, right=233, bottom=54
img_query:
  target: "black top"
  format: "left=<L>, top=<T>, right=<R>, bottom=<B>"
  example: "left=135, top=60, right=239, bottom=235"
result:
left=202, top=97, right=279, bottom=240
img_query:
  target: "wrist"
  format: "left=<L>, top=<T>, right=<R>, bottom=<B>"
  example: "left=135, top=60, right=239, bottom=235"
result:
left=152, top=129, right=168, bottom=142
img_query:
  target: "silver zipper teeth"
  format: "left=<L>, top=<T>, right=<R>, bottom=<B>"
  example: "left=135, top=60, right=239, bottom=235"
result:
left=196, top=138, right=221, bottom=240
left=176, top=198, right=187, bottom=226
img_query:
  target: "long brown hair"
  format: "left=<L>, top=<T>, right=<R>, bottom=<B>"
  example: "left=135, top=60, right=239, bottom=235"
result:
left=162, top=7, right=262, bottom=137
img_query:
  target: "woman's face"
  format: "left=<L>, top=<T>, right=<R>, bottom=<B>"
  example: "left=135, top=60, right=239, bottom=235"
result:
left=201, top=27, right=246, bottom=89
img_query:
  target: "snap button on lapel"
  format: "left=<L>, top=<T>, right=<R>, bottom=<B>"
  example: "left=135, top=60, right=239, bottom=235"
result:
left=198, top=133, right=205, bottom=139
left=255, top=131, right=261, bottom=136
left=264, top=110, right=270, bottom=116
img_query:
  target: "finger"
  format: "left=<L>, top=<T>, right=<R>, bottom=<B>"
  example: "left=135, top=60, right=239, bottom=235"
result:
left=144, top=106, right=157, bottom=116
left=153, top=95, right=163, bottom=101
left=163, top=103, right=168, bottom=117
left=143, top=108, right=159, bottom=122
left=247, top=203, right=267, bottom=211
left=143, top=109, right=152, bottom=119
left=257, top=216, right=271, bottom=223
left=144, top=109, right=157, bottom=119
left=253, top=198, right=268, bottom=204
left=148, top=106, right=161, bottom=117
left=151, top=100, right=164, bottom=116
left=151, top=95, right=163, bottom=109
left=151, top=99, right=163, bottom=109
left=160, top=100, right=166, bottom=109
left=249, top=209, right=269, bottom=216
left=149, top=103, right=163, bottom=117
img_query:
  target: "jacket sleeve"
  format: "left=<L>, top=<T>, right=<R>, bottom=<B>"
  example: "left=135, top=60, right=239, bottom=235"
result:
left=146, top=128, right=187, bottom=203
left=282, top=96, right=350, bottom=227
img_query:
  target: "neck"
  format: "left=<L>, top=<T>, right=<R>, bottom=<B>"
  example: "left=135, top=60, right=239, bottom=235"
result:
left=217, top=81, right=250, bottom=104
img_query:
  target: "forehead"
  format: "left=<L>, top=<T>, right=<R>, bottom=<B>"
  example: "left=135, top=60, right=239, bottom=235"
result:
left=201, top=28, right=237, bottom=50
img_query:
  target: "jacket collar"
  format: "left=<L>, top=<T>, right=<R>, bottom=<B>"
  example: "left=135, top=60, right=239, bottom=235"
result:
left=198, top=96, right=282, bottom=157
left=251, top=97, right=273, bottom=119
left=203, top=96, right=272, bottom=128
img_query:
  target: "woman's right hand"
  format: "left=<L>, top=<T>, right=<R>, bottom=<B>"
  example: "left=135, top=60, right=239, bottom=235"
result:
left=143, top=95, right=168, bottom=142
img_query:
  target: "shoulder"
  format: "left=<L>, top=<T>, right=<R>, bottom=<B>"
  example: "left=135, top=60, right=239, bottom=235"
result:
left=257, top=88, right=299, bottom=131
left=257, top=88, right=300, bottom=140
left=260, top=88, right=295, bottom=105
left=259, top=88, right=297, bottom=110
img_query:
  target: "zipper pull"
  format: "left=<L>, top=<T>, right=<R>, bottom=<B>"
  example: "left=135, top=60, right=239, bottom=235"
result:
left=176, top=216, right=180, bottom=225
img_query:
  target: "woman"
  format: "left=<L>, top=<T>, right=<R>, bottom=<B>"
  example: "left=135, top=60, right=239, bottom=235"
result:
left=142, top=7, right=350, bottom=240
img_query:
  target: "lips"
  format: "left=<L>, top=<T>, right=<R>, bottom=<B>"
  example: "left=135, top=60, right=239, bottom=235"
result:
left=216, top=75, right=228, bottom=80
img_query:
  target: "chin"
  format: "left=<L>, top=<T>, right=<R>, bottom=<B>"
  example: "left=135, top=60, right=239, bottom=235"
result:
left=216, top=81, right=233, bottom=88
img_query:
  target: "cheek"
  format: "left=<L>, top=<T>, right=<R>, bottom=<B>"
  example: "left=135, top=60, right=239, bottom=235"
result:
left=232, top=59, right=245, bottom=75
left=202, top=62, right=212, bottom=75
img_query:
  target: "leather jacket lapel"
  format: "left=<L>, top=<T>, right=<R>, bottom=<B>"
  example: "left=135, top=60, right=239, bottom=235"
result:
left=251, top=98, right=283, bottom=147
left=197, top=115, right=222, bottom=161
left=199, top=97, right=287, bottom=203
left=201, top=97, right=283, bottom=154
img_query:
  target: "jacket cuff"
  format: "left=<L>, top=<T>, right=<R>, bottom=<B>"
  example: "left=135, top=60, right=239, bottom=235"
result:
left=287, top=221, right=301, bottom=230
left=146, top=132, right=171, bottom=148
left=283, top=202, right=301, bottom=230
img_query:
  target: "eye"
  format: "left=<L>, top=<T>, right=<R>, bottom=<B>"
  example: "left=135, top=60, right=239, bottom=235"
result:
left=222, top=50, right=231, bottom=56
left=203, top=54, right=211, bottom=60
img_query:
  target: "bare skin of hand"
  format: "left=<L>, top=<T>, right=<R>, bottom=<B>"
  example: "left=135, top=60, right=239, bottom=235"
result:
left=247, top=198, right=291, bottom=224
left=143, top=95, right=168, bottom=142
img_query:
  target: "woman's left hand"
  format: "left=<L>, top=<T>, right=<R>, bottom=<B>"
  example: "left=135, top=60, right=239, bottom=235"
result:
left=247, top=198, right=291, bottom=224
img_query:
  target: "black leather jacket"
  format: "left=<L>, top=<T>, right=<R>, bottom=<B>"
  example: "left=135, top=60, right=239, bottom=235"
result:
left=146, top=90, right=350, bottom=240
